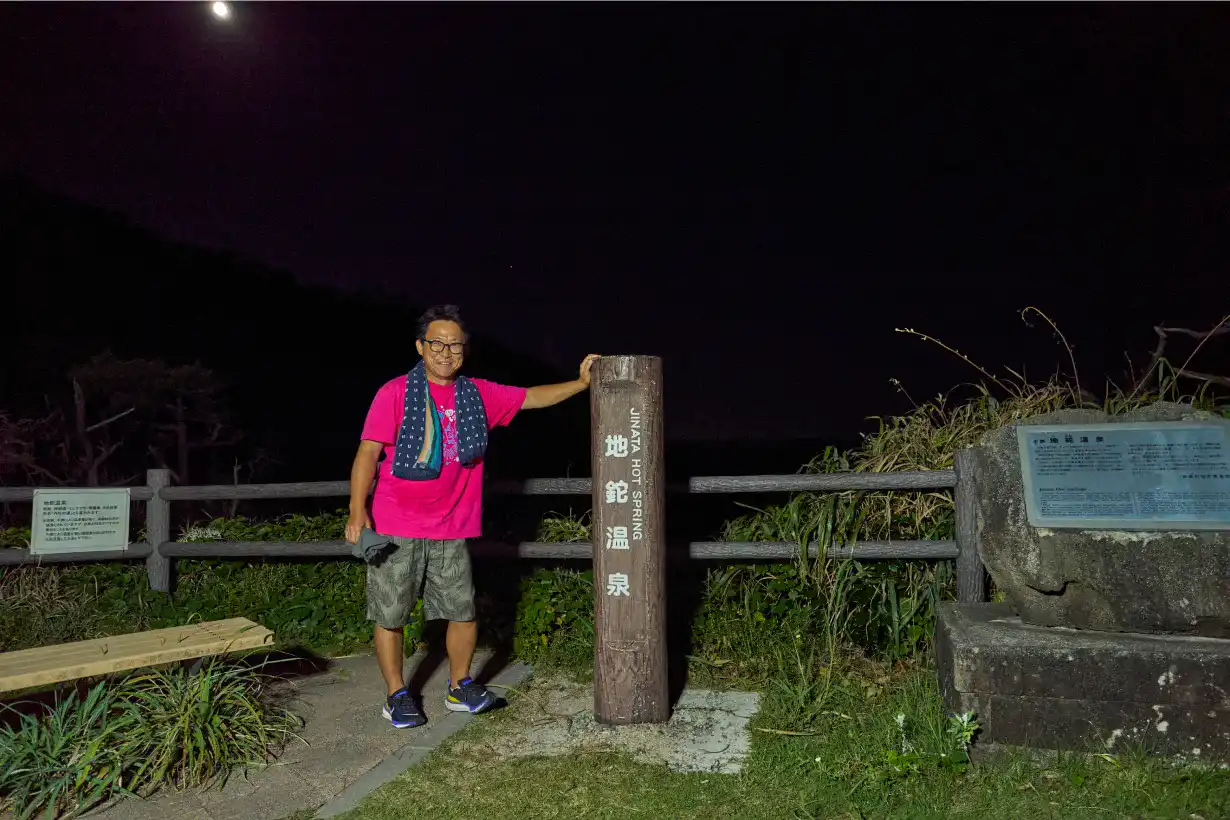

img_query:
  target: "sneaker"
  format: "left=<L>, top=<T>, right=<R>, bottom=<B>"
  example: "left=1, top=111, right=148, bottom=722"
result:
left=382, top=688, right=427, bottom=728
left=445, top=677, right=497, bottom=714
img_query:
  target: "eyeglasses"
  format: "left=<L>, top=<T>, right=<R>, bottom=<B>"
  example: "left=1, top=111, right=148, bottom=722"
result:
left=423, top=339, right=465, bottom=355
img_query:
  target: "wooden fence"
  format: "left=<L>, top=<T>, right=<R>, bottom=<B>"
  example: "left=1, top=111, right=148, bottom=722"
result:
left=0, top=452, right=986, bottom=602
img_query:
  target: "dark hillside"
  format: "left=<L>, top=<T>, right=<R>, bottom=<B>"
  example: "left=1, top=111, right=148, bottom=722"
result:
left=1, top=176, right=589, bottom=483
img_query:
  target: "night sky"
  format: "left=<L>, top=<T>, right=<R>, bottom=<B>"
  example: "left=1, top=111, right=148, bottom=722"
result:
left=2, top=3, right=1226, bottom=444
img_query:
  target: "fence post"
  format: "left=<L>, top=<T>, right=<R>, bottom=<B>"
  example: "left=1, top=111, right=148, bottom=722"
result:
left=953, top=449, right=986, bottom=603
left=145, top=468, right=172, bottom=594
left=590, top=355, right=669, bottom=724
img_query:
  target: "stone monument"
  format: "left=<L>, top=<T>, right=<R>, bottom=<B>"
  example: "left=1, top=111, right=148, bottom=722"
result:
left=936, top=402, right=1230, bottom=762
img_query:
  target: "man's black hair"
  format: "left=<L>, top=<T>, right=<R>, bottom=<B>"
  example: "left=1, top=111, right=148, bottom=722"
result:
left=415, top=304, right=467, bottom=341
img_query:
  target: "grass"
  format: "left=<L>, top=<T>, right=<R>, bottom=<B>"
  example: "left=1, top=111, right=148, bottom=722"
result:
left=536, top=509, right=592, bottom=543
left=332, top=667, right=1230, bottom=820
left=0, top=558, right=377, bottom=658
left=0, top=658, right=300, bottom=820
left=0, top=512, right=407, bottom=658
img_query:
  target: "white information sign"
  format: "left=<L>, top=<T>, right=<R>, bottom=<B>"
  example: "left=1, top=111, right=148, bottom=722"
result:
left=1017, top=421, right=1230, bottom=531
left=30, top=488, right=132, bottom=555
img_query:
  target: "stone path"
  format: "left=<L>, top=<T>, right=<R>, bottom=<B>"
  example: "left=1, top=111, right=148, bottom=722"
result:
left=79, top=650, right=531, bottom=820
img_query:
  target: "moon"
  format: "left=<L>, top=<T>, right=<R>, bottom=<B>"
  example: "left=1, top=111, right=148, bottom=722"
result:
left=211, top=1, right=231, bottom=20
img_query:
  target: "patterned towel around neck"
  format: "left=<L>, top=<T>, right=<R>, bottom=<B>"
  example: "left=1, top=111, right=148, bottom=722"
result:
left=391, top=361, right=489, bottom=481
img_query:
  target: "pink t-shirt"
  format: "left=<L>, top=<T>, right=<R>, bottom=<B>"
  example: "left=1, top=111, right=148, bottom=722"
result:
left=361, top=375, right=527, bottom=539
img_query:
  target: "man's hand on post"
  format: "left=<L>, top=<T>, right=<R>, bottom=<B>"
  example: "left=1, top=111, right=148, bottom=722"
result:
left=578, top=354, right=600, bottom=387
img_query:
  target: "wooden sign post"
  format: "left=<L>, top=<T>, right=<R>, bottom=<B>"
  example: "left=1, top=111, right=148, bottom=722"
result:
left=590, top=355, right=669, bottom=725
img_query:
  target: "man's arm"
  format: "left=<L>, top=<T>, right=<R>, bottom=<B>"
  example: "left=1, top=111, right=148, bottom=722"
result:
left=521, top=354, right=601, bottom=410
left=522, top=380, right=587, bottom=410
left=344, top=440, right=383, bottom=542
left=349, top=440, right=383, bottom=511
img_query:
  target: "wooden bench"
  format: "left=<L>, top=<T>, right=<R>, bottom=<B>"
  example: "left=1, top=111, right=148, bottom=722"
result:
left=0, top=617, right=275, bottom=693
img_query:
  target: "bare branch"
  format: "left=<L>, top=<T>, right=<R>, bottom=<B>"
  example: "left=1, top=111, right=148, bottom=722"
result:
left=19, top=460, right=70, bottom=486
left=1175, top=314, right=1230, bottom=387
left=1130, top=317, right=1229, bottom=401
left=188, top=422, right=242, bottom=449
left=146, top=444, right=182, bottom=483
left=92, top=439, right=124, bottom=469
left=1158, top=323, right=1230, bottom=341
left=1176, top=369, right=1230, bottom=389
left=84, top=406, right=136, bottom=433
left=1132, top=325, right=1170, bottom=395
left=71, top=377, right=102, bottom=485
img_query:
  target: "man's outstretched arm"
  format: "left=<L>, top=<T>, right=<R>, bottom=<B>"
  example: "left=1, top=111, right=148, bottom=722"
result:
left=522, top=353, right=601, bottom=410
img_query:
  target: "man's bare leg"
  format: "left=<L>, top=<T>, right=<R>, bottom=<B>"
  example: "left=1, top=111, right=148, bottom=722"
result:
left=446, top=619, right=477, bottom=684
left=374, top=624, right=406, bottom=695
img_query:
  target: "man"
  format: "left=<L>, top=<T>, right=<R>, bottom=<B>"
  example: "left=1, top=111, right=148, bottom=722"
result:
left=344, top=304, right=599, bottom=728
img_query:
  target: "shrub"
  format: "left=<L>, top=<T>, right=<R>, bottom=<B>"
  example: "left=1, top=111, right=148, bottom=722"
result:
left=535, top=510, right=591, bottom=543
left=0, top=659, right=298, bottom=820
left=0, top=682, right=128, bottom=820
left=111, top=659, right=299, bottom=790
left=0, top=527, right=31, bottom=548
left=513, top=567, right=594, bottom=670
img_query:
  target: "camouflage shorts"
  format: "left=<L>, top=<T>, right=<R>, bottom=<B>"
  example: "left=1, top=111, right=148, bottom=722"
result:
left=365, top=536, right=475, bottom=628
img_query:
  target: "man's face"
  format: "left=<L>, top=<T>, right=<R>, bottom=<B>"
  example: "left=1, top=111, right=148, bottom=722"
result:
left=415, top=319, right=467, bottom=383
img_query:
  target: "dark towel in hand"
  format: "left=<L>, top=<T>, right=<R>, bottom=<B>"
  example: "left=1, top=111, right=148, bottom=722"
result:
left=351, top=528, right=393, bottom=563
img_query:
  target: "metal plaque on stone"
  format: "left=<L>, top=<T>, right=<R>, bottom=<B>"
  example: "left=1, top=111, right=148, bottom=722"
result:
left=1017, top=421, right=1230, bottom=531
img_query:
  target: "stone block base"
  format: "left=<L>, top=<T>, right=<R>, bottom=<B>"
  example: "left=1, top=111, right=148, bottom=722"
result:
left=936, top=602, right=1230, bottom=763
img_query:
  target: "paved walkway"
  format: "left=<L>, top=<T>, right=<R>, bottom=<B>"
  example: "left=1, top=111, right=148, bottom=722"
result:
left=81, top=650, right=531, bottom=820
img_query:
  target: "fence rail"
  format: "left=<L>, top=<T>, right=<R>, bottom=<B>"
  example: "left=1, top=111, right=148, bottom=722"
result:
left=0, top=486, right=156, bottom=503
left=0, top=473, right=956, bottom=504
left=0, top=538, right=959, bottom=564
left=0, top=461, right=985, bottom=601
